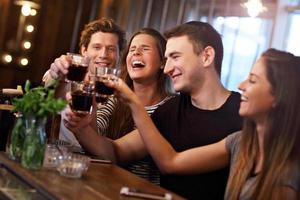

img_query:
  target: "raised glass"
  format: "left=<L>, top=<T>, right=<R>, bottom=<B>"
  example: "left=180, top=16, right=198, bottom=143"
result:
left=66, top=53, right=90, bottom=82
left=70, top=81, right=93, bottom=114
left=94, top=66, right=120, bottom=104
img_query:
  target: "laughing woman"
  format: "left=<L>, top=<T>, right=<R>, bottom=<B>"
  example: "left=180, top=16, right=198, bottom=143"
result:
left=63, top=28, right=173, bottom=185
left=108, top=48, right=300, bottom=200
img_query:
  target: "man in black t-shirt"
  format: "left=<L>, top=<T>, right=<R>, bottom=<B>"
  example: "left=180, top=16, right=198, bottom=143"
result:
left=151, top=93, right=241, bottom=199
left=147, top=22, right=243, bottom=199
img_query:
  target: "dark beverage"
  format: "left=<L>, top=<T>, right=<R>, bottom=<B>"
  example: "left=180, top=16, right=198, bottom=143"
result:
left=67, top=64, right=88, bottom=82
left=95, top=80, right=114, bottom=95
left=71, top=90, right=93, bottom=113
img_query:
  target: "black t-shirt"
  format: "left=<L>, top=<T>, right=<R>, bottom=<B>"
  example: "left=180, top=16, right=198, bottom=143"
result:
left=151, top=92, right=243, bottom=200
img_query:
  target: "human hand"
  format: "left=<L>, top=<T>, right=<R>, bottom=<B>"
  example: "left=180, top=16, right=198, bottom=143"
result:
left=104, top=75, right=140, bottom=105
left=62, top=105, right=92, bottom=135
left=49, top=55, right=71, bottom=80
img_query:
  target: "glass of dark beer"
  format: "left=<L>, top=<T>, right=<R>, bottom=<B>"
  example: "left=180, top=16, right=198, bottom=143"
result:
left=70, top=81, right=94, bottom=114
left=66, top=53, right=90, bottom=82
left=94, top=66, right=120, bottom=104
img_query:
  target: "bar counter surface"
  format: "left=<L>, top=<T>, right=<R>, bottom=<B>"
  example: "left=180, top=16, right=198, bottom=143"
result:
left=0, top=152, right=185, bottom=200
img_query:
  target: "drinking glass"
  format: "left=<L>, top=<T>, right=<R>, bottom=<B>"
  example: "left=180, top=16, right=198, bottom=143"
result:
left=70, top=81, right=94, bottom=114
left=94, top=66, right=120, bottom=104
left=43, top=143, right=69, bottom=169
left=66, top=53, right=90, bottom=82
left=57, top=153, right=90, bottom=178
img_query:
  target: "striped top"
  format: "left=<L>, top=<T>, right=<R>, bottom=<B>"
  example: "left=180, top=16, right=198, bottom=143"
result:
left=96, top=96, right=172, bottom=185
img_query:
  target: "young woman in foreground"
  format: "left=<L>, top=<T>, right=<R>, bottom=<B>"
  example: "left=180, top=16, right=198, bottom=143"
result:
left=107, top=48, right=300, bottom=200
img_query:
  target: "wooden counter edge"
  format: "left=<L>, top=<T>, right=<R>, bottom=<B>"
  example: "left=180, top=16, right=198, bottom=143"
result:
left=0, top=104, right=13, bottom=111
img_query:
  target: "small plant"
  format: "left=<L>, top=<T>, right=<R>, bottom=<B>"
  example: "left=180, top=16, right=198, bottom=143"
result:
left=12, top=80, right=67, bottom=118
left=9, top=80, right=67, bottom=169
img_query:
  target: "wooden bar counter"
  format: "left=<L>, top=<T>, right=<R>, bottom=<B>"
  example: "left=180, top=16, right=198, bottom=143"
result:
left=0, top=152, right=185, bottom=200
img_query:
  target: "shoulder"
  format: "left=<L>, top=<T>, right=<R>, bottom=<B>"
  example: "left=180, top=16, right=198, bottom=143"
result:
left=155, top=94, right=185, bottom=110
left=151, top=94, right=185, bottom=116
left=145, top=95, right=174, bottom=115
left=230, top=91, right=241, bottom=98
left=145, top=95, right=174, bottom=110
left=225, top=91, right=241, bottom=106
left=278, top=161, right=300, bottom=191
left=220, top=91, right=242, bottom=126
left=225, top=131, right=242, bottom=155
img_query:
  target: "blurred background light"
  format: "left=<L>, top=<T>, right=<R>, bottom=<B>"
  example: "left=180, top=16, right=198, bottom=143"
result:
left=21, top=3, right=31, bottom=16
left=23, top=41, right=31, bottom=49
left=30, top=8, right=37, bottom=16
left=26, top=25, right=34, bottom=32
left=3, top=54, right=13, bottom=63
left=20, top=58, right=29, bottom=66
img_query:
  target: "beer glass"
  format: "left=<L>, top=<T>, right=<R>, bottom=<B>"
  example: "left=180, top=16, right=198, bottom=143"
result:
left=66, top=53, right=90, bottom=82
left=94, top=66, right=120, bottom=104
left=70, top=81, right=93, bottom=114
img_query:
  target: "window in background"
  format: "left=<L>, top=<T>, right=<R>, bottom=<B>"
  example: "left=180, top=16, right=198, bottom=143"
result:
left=285, top=13, right=300, bottom=56
left=213, top=17, right=272, bottom=91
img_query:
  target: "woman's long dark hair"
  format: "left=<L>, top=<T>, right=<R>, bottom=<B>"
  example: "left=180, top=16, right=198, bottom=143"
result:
left=105, top=28, right=173, bottom=139
left=226, top=49, right=300, bottom=200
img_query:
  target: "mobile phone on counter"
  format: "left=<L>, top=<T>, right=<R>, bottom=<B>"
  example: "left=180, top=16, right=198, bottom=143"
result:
left=120, top=186, right=172, bottom=200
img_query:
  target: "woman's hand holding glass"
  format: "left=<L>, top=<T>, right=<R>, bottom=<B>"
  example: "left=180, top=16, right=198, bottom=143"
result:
left=94, top=66, right=120, bottom=104
left=104, top=75, right=140, bottom=106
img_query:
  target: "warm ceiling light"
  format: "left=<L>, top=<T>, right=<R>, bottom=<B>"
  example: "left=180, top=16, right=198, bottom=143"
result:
left=3, top=54, right=13, bottom=63
left=30, top=8, right=37, bottom=16
left=21, top=3, right=31, bottom=16
left=26, top=25, right=34, bottom=32
left=15, top=1, right=40, bottom=17
left=23, top=41, right=31, bottom=49
left=14, top=1, right=40, bottom=9
left=242, top=0, right=267, bottom=17
left=20, top=58, right=29, bottom=66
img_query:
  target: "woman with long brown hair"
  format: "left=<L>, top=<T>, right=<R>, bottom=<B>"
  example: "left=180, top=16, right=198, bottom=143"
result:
left=99, top=28, right=173, bottom=139
left=107, top=48, right=300, bottom=199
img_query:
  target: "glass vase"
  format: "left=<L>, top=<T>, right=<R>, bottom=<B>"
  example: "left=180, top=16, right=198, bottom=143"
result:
left=8, top=113, right=26, bottom=161
left=21, top=116, right=47, bottom=169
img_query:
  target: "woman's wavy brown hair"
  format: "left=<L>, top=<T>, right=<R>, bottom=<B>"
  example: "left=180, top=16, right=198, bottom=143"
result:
left=105, top=28, right=173, bottom=139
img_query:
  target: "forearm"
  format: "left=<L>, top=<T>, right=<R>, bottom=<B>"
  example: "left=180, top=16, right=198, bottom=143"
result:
left=73, top=125, right=117, bottom=163
left=128, top=100, right=178, bottom=173
left=128, top=99, right=229, bottom=174
left=88, top=102, right=99, bottom=132
left=43, top=70, right=70, bottom=99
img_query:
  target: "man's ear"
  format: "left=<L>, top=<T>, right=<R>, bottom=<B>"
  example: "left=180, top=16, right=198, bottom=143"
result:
left=202, top=46, right=215, bottom=67
left=80, top=46, right=87, bottom=56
